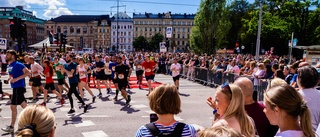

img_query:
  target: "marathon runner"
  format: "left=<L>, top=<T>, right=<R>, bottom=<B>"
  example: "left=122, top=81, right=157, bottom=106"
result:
left=115, top=56, right=132, bottom=105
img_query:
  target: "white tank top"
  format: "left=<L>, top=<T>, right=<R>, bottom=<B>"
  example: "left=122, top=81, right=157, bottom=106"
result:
left=104, top=61, right=112, bottom=75
left=78, top=65, right=87, bottom=79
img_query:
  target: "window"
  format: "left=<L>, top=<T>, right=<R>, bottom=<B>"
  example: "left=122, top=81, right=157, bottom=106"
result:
left=76, top=26, right=81, bottom=34
left=124, top=32, right=126, bottom=36
left=128, top=32, right=131, bottom=36
left=135, top=21, right=138, bottom=24
left=124, top=25, right=126, bottom=29
left=128, top=38, right=131, bottom=42
left=182, top=41, right=185, bottom=45
left=118, top=25, right=120, bottom=29
left=178, top=21, right=181, bottom=25
left=173, top=34, right=176, bottom=38
left=150, top=27, right=152, bottom=31
left=182, top=34, right=185, bottom=38
left=121, top=25, right=123, bottom=29
left=140, top=21, right=143, bottom=24
left=182, top=21, right=186, bottom=26
left=178, top=41, right=180, bottom=45
left=145, top=27, right=147, bottom=31
left=173, top=21, right=176, bottom=25
left=178, top=34, right=180, bottom=38
left=178, top=28, right=180, bottom=32
left=144, top=21, right=147, bottom=25
left=159, top=27, right=161, bottom=31
left=113, top=31, right=115, bottom=35
left=63, top=26, right=67, bottom=34
left=140, top=27, right=142, bottom=31
left=173, top=28, right=176, bottom=31
left=57, top=26, right=61, bottom=33
left=188, top=28, right=190, bottom=32
left=70, top=26, right=74, bottom=34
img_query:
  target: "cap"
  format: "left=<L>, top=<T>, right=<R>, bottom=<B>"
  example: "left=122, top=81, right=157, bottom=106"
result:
left=263, top=59, right=270, bottom=63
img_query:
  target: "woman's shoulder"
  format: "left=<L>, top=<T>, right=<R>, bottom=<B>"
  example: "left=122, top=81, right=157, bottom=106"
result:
left=135, top=122, right=197, bottom=137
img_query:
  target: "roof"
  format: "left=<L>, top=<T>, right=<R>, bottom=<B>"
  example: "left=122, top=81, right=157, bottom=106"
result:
left=111, top=12, right=132, bottom=22
left=293, top=45, right=320, bottom=50
left=50, top=15, right=110, bottom=23
left=133, top=12, right=196, bottom=19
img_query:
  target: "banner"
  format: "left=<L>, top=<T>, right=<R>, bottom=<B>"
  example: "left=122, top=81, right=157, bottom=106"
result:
left=159, top=42, right=167, bottom=52
left=0, top=38, right=7, bottom=50
left=166, top=27, right=172, bottom=38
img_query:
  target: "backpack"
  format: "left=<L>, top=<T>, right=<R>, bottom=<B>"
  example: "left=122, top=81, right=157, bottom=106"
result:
left=145, top=122, right=186, bottom=137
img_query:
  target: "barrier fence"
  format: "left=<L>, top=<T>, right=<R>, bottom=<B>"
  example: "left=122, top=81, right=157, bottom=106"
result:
left=180, top=66, right=268, bottom=102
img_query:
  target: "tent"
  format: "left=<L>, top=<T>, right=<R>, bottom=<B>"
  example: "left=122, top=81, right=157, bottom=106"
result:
left=28, top=37, right=73, bottom=49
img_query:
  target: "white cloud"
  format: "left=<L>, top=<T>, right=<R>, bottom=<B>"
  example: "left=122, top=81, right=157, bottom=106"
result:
left=43, top=5, right=73, bottom=18
left=32, top=11, right=37, bottom=16
left=25, top=0, right=66, bottom=6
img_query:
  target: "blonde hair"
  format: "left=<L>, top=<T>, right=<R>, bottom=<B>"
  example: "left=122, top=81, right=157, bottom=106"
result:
left=198, top=126, right=243, bottom=137
left=264, top=85, right=315, bottom=137
left=15, top=105, right=55, bottom=137
left=267, top=78, right=288, bottom=90
left=219, top=84, right=255, bottom=137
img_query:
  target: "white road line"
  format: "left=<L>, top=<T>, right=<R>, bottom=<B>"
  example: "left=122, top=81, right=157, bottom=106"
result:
left=131, top=104, right=148, bottom=109
left=73, top=120, right=95, bottom=127
left=82, top=130, right=108, bottom=137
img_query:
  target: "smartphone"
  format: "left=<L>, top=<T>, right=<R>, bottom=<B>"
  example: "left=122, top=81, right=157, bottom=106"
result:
left=150, top=113, right=158, bottom=123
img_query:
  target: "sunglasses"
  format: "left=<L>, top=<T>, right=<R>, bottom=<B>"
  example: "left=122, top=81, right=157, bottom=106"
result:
left=221, top=82, right=232, bottom=97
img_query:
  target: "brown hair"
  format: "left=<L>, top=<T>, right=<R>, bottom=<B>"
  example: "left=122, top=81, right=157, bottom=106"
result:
left=43, top=60, right=53, bottom=76
left=6, top=50, right=17, bottom=59
left=264, top=85, right=315, bottom=137
left=148, top=84, right=181, bottom=114
left=198, top=126, right=243, bottom=137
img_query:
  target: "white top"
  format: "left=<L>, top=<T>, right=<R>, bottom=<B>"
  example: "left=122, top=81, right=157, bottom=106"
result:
left=1, top=54, right=6, bottom=64
left=104, top=61, right=111, bottom=75
left=275, top=130, right=304, bottom=137
left=30, top=62, right=43, bottom=77
left=298, top=88, right=320, bottom=131
left=253, top=69, right=266, bottom=86
left=59, top=58, right=67, bottom=65
left=170, top=63, right=181, bottom=77
left=78, top=64, right=87, bottom=79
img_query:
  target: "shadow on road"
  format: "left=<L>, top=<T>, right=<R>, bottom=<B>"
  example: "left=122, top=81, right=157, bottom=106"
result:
left=63, top=113, right=84, bottom=126
left=50, top=105, right=63, bottom=113
left=120, top=105, right=140, bottom=114
left=0, top=132, right=13, bottom=137
left=179, top=92, right=190, bottom=97
left=100, top=95, right=111, bottom=102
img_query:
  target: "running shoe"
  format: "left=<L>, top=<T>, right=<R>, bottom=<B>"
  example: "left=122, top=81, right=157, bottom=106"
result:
left=68, top=109, right=75, bottom=114
left=97, top=92, right=102, bottom=98
left=60, top=98, right=65, bottom=105
left=1, top=125, right=13, bottom=133
left=83, top=105, right=88, bottom=113
left=40, top=102, right=46, bottom=106
left=113, top=96, right=118, bottom=101
left=92, top=96, right=96, bottom=103
left=126, top=95, right=131, bottom=105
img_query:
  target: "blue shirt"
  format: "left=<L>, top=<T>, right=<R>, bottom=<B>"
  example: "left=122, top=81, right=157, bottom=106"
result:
left=109, top=62, right=118, bottom=78
left=8, top=61, right=26, bottom=88
left=290, top=74, right=298, bottom=85
left=64, top=62, right=78, bottom=83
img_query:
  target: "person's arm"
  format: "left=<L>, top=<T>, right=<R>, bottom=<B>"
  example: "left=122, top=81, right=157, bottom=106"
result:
left=11, top=67, right=31, bottom=83
left=61, top=64, right=75, bottom=76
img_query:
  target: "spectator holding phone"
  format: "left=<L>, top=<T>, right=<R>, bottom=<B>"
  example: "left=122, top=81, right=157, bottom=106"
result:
left=135, top=84, right=197, bottom=137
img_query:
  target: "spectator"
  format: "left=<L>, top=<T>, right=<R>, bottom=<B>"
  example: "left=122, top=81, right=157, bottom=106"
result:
left=289, top=61, right=300, bottom=87
left=264, top=85, right=315, bottom=137
left=253, top=63, right=266, bottom=91
left=297, top=66, right=320, bottom=131
left=15, top=105, right=56, bottom=137
left=263, top=59, right=273, bottom=79
left=283, top=66, right=293, bottom=84
left=198, top=126, right=243, bottom=137
left=207, top=83, right=255, bottom=136
left=274, top=69, right=285, bottom=80
left=234, top=77, right=278, bottom=137
left=267, top=78, right=288, bottom=90
left=135, top=84, right=197, bottom=137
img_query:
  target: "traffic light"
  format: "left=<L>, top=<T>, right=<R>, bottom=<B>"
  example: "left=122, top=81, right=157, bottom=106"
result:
left=60, top=33, right=67, bottom=44
left=54, top=33, right=60, bottom=44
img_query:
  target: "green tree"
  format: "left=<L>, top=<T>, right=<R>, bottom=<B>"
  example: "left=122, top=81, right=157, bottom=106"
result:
left=149, top=33, right=164, bottom=51
left=190, top=0, right=231, bottom=54
left=133, top=36, right=148, bottom=51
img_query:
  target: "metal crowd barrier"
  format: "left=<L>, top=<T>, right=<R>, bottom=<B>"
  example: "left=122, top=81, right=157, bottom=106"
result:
left=179, top=65, right=269, bottom=102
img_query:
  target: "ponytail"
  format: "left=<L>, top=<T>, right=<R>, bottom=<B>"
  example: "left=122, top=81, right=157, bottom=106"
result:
left=15, top=128, right=34, bottom=137
left=299, top=102, right=316, bottom=137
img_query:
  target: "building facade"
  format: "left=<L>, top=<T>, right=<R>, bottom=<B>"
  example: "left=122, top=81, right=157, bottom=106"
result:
left=45, top=15, right=111, bottom=52
left=0, top=6, right=45, bottom=50
left=111, top=12, right=133, bottom=52
left=133, top=12, right=195, bottom=51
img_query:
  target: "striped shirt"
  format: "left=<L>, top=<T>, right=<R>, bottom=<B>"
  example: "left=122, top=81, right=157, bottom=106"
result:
left=135, top=122, right=197, bottom=137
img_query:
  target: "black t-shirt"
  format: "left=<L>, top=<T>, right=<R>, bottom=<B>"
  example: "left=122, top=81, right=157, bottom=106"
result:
left=115, top=64, right=130, bottom=80
left=95, top=61, right=105, bottom=75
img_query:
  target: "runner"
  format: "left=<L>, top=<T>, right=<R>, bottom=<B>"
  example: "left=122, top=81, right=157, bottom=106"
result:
left=142, top=54, right=157, bottom=96
left=115, top=56, right=132, bottom=105
left=134, top=54, right=144, bottom=89
left=95, top=55, right=108, bottom=97
left=29, top=56, right=48, bottom=105
left=104, top=56, right=112, bottom=94
left=170, top=58, right=181, bottom=90
left=60, top=54, right=88, bottom=114
left=122, top=55, right=132, bottom=89
left=1, top=50, right=30, bottom=133
left=53, top=57, right=68, bottom=95
left=42, top=60, right=65, bottom=105
left=109, top=56, right=120, bottom=101
left=77, top=57, right=96, bottom=103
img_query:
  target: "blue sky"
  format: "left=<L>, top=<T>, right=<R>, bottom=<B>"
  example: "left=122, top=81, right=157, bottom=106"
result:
left=2, top=0, right=255, bottom=19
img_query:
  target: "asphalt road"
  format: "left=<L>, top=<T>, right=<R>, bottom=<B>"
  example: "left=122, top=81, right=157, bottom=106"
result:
left=0, top=74, right=215, bottom=137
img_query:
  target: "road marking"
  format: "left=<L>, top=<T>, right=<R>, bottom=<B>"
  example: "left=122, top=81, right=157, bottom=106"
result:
left=65, top=114, right=110, bottom=118
left=131, top=104, right=148, bottom=109
left=82, top=130, right=108, bottom=137
left=73, top=120, right=95, bottom=127
left=145, top=110, right=155, bottom=114
left=141, top=116, right=149, bottom=118
left=174, top=115, right=183, bottom=121
left=60, top=107, right=76, bottom=112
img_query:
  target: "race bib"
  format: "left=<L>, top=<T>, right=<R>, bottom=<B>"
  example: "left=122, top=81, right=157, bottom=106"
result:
left=118, top=74, right=124, bottom=79
left=105, top=69, right=112, bottom=75
left=145, top=68, right=151, bottom=73
left=7, top=66, right=12, bottom=74
left=137, top=65, right=142, bottom=69
left=112, top=66, right=116, bottom=71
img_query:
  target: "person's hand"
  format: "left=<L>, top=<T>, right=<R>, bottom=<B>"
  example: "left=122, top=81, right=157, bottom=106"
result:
left=10, top=78, right=18, bottom=83
left=207, top=97, right=216, bottom=109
